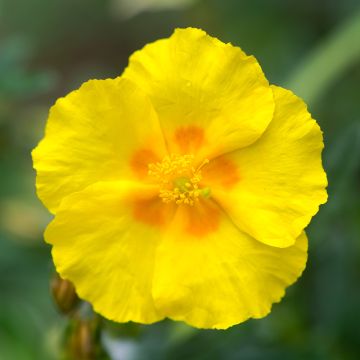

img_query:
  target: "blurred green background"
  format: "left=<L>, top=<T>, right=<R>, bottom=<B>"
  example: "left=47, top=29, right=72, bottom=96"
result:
left=1, top=0, right=360, bottom=359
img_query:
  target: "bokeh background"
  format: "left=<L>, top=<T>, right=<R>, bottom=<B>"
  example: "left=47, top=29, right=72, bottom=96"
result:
left=1, top=0, right=360, bottom=359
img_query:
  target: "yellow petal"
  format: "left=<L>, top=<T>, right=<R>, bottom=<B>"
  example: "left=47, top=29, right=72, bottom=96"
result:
left=32, top=78, right=167, bottom=213
left=123, top=27, right=274, bottom=158
left=153, top=204, right=308, bottom=329
left=45, top=181, right=166, bottom=324
left=208, top=86, right=328, bottom=247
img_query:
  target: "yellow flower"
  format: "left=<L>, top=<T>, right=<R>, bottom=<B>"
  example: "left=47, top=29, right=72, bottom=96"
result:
left=32, top=28, right=327, bottom=329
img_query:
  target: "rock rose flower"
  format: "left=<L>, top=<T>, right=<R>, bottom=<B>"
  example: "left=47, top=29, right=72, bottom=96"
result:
left=32, top=28, right=327, bottom=329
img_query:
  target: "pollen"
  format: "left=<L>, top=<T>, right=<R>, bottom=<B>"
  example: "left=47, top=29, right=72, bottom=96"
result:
left=148, top=154, right=210, bottom=206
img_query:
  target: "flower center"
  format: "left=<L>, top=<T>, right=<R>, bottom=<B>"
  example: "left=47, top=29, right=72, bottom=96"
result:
left=148, top=154, right=210, bottom=205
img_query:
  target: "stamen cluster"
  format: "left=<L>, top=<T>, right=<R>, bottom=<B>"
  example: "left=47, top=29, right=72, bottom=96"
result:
left=148, top=154, right=208, bottom=205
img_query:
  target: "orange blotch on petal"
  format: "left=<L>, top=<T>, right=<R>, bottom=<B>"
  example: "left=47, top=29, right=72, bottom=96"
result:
left=130, top=148, right=160, bottom=180
left=178, top=200, right=221, bottom=238
left=133, top=197, right=175, bottom=228
left=174, top=126, right=205, bottom=153
left=202, top=156, right=240, bottom=189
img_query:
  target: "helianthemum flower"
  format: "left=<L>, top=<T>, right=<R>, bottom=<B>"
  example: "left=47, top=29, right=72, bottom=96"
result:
left=32, top=28, right=327, bottom=329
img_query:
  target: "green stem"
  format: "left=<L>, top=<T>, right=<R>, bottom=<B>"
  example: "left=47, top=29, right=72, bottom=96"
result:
left=285, top=8, right=360, bottom=105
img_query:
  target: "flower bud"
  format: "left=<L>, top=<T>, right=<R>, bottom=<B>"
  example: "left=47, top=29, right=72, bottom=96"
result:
left=68, top=318, right=108, bottom=360
left=51, top=272, right=79, bottom=314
